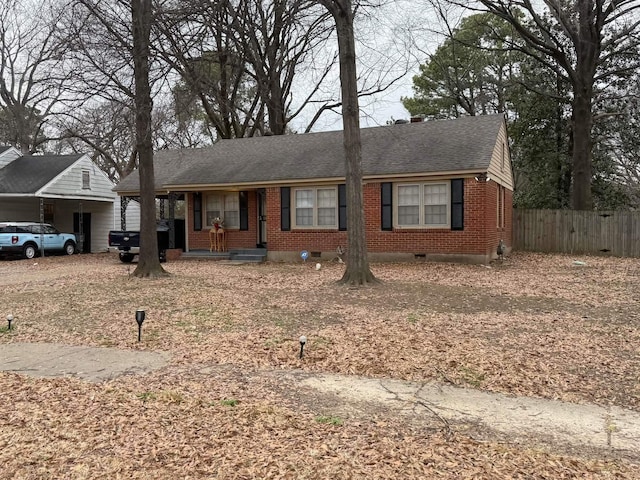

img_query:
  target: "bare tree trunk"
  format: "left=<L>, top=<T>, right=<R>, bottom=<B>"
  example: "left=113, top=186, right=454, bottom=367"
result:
left=571, top=84, right=593, bottom=210
left=320, top=0, right=377, bottom=285
left=131, top=0, right=166, bottom=278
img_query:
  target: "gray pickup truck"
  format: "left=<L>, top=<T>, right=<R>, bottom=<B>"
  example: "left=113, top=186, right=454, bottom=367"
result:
left=108, top=225, right=169, bottom=263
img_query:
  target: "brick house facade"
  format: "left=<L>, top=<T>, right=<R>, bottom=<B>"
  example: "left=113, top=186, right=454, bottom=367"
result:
left=115, top=115, right=514, bottom=263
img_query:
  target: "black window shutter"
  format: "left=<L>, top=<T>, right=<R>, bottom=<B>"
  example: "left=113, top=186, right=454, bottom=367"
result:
left=239, top=191, right=249, bottom=231
left=451, top=179, right=464, bottom=230
left=381, top=182, right=393, bottom=231
left=338, top=184, right=347, bottom=231
left=193, top=192, right=202, bottom=231
left=280, top=187, right=291, bottom=231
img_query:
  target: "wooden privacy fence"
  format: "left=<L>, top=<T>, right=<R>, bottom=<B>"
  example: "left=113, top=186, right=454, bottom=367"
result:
left=513, top=209, right=640, bottom=257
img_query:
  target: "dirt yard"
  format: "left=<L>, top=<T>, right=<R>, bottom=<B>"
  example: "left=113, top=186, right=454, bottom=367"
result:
left=0, top=252, right=639, bottom=478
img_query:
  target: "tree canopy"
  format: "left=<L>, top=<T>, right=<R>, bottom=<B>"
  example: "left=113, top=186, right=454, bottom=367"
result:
left=404, top=5, right=640, bottom=210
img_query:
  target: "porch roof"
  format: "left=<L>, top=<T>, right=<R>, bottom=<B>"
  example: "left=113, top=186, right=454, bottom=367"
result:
left=114, top=114, right=504, bottom=193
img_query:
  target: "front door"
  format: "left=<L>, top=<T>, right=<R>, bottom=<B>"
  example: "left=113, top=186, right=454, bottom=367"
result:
left=257, top=189, right=267, bottom=247
left=73, top=212, right=92, bottom=253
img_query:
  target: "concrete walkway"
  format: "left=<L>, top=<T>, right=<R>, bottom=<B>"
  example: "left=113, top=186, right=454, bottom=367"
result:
left=301, top=373, right=640, bottom=455
left=0, top=342, right=169, bottom=382
left=1, top=343, right=639, bottom=456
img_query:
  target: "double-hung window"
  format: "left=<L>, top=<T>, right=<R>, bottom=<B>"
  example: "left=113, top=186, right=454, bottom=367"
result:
left=206, top=193, right=239, bottom=228
left=293, top=187, right=337, bottom=228
left=396, top=182, right=449, bottom=228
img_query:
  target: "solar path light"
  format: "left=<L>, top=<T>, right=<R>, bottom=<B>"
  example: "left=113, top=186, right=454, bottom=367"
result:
left=7, top=314, right=13, bottom=330
left=135, top=309, right=146, bottom=342
left=299, top=335, right=307, bottom=359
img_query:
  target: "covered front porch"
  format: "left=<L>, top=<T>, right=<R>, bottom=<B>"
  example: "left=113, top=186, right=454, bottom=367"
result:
left=118, top=188, right=268, bottom=261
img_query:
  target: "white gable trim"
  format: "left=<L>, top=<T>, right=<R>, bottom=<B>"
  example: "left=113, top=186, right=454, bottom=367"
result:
left=0, top=146, right=22, bottom=169
left=486, top=120, right=514, bottom=190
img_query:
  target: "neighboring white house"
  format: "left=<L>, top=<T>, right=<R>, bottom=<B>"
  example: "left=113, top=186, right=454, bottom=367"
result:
left=0, top=146, right=140, bottom=253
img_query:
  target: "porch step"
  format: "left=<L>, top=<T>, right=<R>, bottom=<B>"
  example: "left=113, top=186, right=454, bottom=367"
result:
left=229, top=248, right=267, bottom=263
left=181, top=250, right=230, bottom=260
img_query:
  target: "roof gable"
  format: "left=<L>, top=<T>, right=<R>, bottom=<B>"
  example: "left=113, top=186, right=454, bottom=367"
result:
left=0, top=154, right=83, bottom=194
left=0, top=146, right=22, bottom=170
left=487, top=121, right=514, bottom=189
left=41, top=154, right=116, bottom=201
left=115, top=114, right=506, bottom=192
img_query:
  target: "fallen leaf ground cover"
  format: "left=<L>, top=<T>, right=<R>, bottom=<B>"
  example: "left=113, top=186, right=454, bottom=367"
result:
left=0, top=252, right=638, bottom=478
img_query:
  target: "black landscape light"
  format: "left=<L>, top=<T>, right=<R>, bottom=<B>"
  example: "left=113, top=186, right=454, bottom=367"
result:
left=6, top=314, right=13, bottom=330
left=135, top=309, right=146, bottom=342
left=299, top=335, right=307, bottom=359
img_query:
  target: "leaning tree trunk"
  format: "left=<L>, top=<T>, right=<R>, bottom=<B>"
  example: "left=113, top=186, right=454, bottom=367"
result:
left=131, top=0, right=167, bottom=278
left=321, top=0, right=377, bottom=285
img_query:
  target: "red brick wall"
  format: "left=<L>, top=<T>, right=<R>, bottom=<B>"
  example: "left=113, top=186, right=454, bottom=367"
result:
left=186, top=181, right=514, bottom=260
left=266, top=186, right=349, bottom=253
left=186, top=191, right=259, bottom=250
left=483, top=182, right=514, bottom=256
left=266, top=179, right=513, bottom=258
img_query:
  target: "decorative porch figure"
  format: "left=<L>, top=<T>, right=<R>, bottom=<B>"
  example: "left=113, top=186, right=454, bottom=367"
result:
left=210, top=217, right=226, bottom=252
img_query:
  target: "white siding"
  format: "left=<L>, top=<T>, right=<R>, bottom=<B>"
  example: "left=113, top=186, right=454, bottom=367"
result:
left=89, top=202, right=118, bottom=252
left=40, top=155, right=116, bottom=201
left=116, top=197, right=141, bottom=230
left=487, top=121, right=514, bottom=190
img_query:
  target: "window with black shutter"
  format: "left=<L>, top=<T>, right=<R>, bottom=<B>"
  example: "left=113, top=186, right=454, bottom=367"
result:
left=451, top=179, right=464, bottom=230
left=381, top=182, right=393, bottom=231
left=239, top=191, right=249, bottom=230
left=193, top=192, right=202, bottom=231
left=338, top=184, right=347, bottom=231
left=280, top=187, right=291, bottom=231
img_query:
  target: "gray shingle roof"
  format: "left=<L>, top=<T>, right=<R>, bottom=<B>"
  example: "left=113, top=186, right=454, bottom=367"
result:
left=114, top=114, right=504, bottom=192
left=0, top=154, right=82, bottom=193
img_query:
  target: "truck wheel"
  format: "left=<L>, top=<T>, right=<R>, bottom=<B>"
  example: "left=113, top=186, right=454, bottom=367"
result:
left=64, top=241, right=76, bottom=255
left=119, top=252, right=135, bottom=263
left=23, top=244, right=37, bottom=259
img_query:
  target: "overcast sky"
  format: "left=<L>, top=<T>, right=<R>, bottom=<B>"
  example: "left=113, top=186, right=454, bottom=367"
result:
left=284, top=0, right=458, bottom=133
left=285, top=0, right=470, bottom=133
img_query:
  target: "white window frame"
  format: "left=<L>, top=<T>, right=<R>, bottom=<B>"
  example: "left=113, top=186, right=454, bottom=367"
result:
left=292, top=186, right=338, bottom=229
left=205, top=192, right=239, bottom=229
left=82, top=170, right=91, bottom=190
left=394, top=182, right=450, bottom=228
